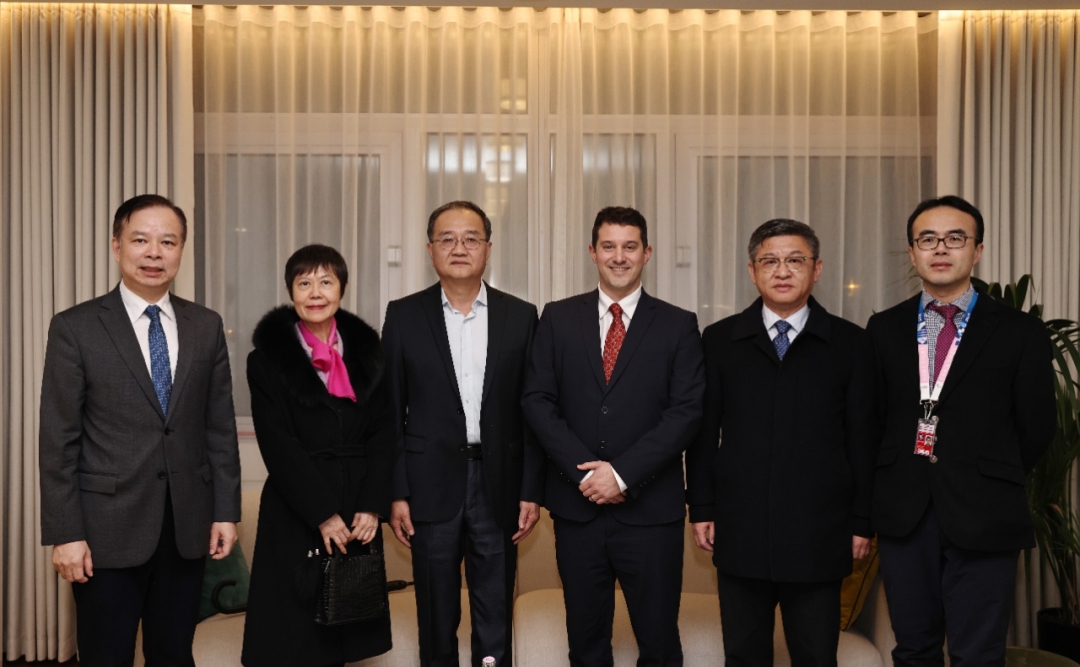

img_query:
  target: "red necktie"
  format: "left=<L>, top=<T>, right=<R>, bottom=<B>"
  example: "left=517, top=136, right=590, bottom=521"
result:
left=928, top=303, right=959, bottom=384
left=603, top=303, right=625, bottom=384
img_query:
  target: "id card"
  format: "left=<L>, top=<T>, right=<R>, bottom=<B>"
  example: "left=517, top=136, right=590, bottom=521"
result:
left=914, top=417, right=938, bottom=457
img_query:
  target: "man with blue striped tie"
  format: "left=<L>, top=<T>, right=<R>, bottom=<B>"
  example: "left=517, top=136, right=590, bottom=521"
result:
left=39, top=194, right=241, bottom=667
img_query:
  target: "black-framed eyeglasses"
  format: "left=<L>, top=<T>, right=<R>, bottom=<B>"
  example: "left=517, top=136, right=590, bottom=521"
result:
left=433, top=235, right=487, bottom=251
left=754, top=256, right=817, bottom=273
left=912, top=234, right=978, bottom=251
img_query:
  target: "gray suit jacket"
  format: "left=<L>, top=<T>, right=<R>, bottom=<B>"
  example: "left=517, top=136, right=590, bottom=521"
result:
left=39, top=286, right=241, bottom=568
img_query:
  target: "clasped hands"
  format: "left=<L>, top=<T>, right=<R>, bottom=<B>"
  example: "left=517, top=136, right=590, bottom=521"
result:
left=578, top=460, right=626, bottom=505
left=318, top=512, right=379, bottom=555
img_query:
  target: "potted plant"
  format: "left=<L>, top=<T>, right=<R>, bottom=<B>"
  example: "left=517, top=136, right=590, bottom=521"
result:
left=973, top=275, right=1080, bottom=660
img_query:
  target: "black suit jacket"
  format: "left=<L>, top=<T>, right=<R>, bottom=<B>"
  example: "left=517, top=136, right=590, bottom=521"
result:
left=867, top=291, right=1056, bottom=551
left=686, top=297, right=875, bottom=583
left=382, top=282, right=544, bottom=530
left=522, top=289, right=705, bottom=525
left=39, top=286, right=241, bottom=568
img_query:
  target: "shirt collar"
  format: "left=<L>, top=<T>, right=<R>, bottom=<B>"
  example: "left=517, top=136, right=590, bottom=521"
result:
left=119, top=281, right=175, bottom=323
left=920, top=284, right=976, bottom=311
left=441, top=281, right=488, bottom=315
left=598, top=283, right=643, bottom=321
left=762, top=302, right=810, bottom=334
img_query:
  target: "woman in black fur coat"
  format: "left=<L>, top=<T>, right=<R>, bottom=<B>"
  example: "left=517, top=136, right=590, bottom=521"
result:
left=241, top=245, right=394, bottom=667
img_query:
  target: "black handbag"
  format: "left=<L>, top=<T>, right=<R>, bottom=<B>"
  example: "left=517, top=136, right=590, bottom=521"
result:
left=305, top=542, right=390, bottom=626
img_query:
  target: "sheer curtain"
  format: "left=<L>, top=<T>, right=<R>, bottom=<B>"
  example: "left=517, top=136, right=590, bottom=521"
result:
left=0, top=3, right=194, bottom=660
left=938, top=10, right=1080, bottom=322
left=195, top=7, right=936, bottom=420
left=938, top=10, right=1080, bottom=647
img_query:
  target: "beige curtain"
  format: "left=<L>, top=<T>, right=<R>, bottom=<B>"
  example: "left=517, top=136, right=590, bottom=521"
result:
left=0, top=3, right=195, bottom=660
left=196, top=7, right=935, bottom=420
left=938, top=10, right=1080, bottom=322
left=938, top=10, right=1080, bottom=647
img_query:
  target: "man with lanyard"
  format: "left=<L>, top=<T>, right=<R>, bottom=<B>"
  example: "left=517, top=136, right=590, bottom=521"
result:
left=866, top=195, right=1056, bottom=666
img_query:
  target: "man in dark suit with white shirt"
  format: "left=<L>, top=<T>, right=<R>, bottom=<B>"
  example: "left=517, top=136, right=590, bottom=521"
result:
left=39, top=194, right=241, bottom=666
left=383, top=201, right=544, bottom=666
left=868, top=196, right=1056, bottom=666
left=522, top=206, right=705, bottom=667
left=686, top=219, right=875, bottom=667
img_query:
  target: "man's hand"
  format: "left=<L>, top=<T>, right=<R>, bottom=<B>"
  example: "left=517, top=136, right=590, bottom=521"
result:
left=853, top=535, right=871, bottom=560
left=512, top=501, right=540, bottom=545
left=318, top=514, right=352, bottom=555
left=692, top=522, right=715, bottom=553
left=53, top=540, right=94, bottom=583
left=389, top=500, right=414, bottom=549
left=209, top=522, right=238, bottom=560
left=577, top=461, right=625, bottom=504
left=350, top=512, right=380, bottom=545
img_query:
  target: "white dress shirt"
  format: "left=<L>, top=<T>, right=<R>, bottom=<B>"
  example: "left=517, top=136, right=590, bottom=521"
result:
left=295, top=322, right=344, bottom=388
left=119, top=281, right=178, bottom=379
left=442, top=283, right=488, bottom=445
left=762, top=302, right=810, bottom=344
left=587, top=284, right=640, bottom=492
left=597, top=284, right=643, bottom=355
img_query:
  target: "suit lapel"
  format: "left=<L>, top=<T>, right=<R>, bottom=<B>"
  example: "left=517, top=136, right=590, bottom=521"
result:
left=605, top=291, right=658, bottom=391
left=894, top=294, right=922, bottom=402
left=99, top=287, right=165, bottom=420
left=732, top=298, right=780, bottom=366
left=937, top=293, right=999, bottom=405
left=422, top=284, right=464, bottom=409
left=577, top=290, right=607, bottom=389
left=166, top=298, right=195, bottom=426
left=482, top=284, right=505, bottom=405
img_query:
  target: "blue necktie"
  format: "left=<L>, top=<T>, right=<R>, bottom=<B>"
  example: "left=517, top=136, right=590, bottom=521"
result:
left=773, top=320, right=792, bottom=360
left=145, top=305, right=172, bottom=415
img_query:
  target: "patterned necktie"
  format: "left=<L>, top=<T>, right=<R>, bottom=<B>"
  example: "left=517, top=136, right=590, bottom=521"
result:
left=603, top=303, right=626, bottom=384
left=145, top=305, right=173, bottom=415
left=773, top=320, right=792, bottom=360
left=928, top=303, right=960, bottom=384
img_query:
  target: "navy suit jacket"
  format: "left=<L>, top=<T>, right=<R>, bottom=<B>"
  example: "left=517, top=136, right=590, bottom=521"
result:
left=522, top=289, right=705, bottom=525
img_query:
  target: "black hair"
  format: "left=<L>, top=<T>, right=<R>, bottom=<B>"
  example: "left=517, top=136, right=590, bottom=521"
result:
left=906, top=195, right=985, bottom=244
left=427, top=201, right=492, bottom=242
left=591, top=206, right=649, bottom=247
left=284, top=244, right=349, bottom=299
left=112, top=194, right=188, bottom=243
left=747, top=219, right=820, bottom=260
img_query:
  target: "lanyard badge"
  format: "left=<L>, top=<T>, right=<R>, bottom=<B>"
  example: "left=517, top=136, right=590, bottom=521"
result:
left=913, top=294, right=978, bottom=461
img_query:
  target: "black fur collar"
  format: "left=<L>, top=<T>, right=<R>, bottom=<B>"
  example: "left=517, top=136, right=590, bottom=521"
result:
left=251, top=305, right=383, bottom=406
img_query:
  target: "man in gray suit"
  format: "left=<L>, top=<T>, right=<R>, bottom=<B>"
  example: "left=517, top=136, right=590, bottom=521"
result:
left=39, top=194, right=241, bottom=667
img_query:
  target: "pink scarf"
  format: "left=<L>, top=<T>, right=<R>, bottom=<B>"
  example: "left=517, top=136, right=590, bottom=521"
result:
left=299, top=319, right=357, bottom=402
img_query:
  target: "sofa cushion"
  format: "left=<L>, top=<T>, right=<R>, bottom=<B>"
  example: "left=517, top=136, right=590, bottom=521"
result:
left=513, top=589, right=885, bottom=667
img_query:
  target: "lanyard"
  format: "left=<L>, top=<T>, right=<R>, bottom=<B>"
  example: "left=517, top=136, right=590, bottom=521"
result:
left=916, top=293, right=977, bottom=415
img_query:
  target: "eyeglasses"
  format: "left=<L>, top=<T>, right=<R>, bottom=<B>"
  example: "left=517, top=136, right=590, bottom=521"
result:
left=433, top=235, right=487, bottom=252
left=754, top=256, right=817, bottom=273
left=911, top=234, right=978, bottom=251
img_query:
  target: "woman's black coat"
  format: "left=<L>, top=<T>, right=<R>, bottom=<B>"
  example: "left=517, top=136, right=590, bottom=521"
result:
left=241, top=306, right=394, bottom=667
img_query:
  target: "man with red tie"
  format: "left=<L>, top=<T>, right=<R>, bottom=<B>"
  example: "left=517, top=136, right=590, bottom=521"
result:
left=867, top=196, right=1056, bottom=666
left=522, top=206, right=705, bottom=666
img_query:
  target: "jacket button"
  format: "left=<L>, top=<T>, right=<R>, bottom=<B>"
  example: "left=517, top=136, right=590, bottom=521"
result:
left=164, top=427, right=172, bottom=435
left=601, top=406, right=609, bottom=414
left=157, top=471, right=167, bottom=480
left=929, top=455, right=939, bottom=463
